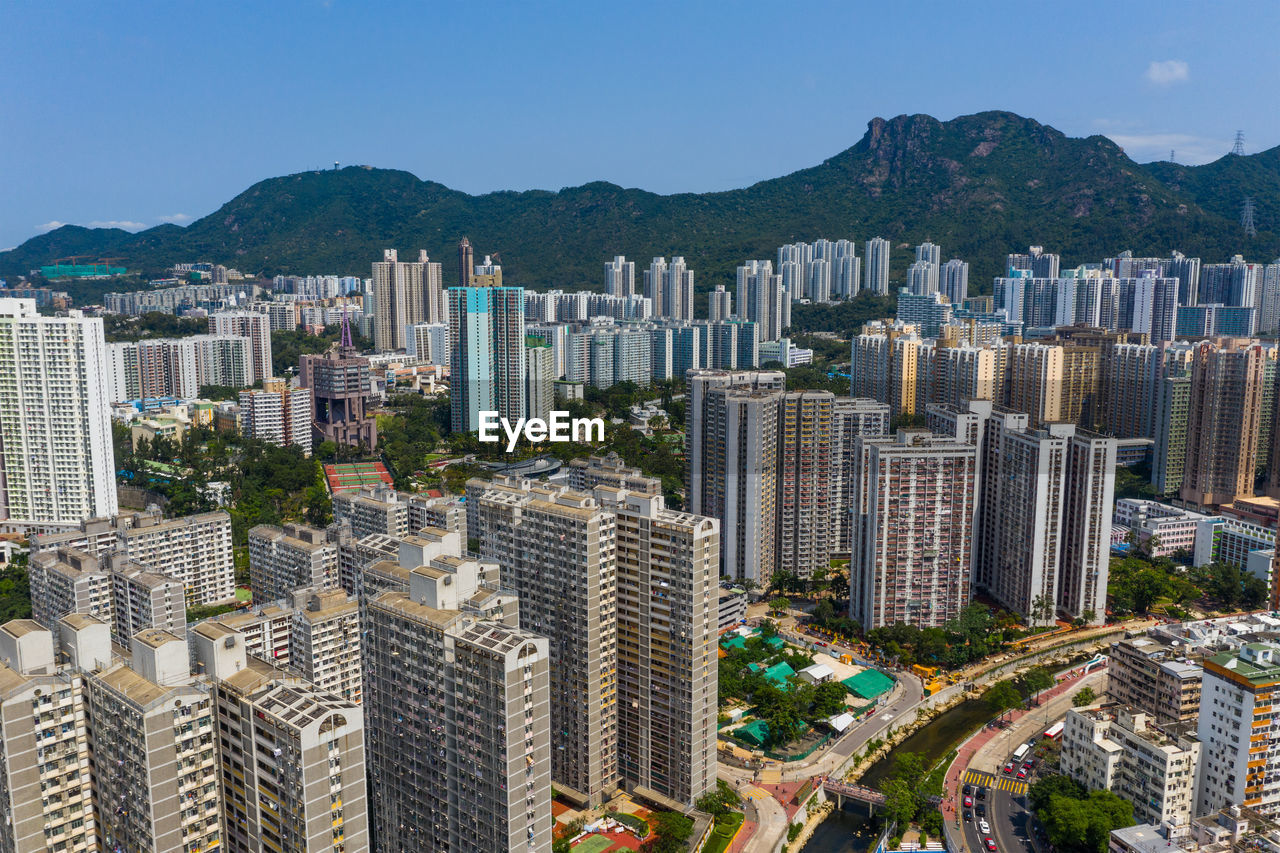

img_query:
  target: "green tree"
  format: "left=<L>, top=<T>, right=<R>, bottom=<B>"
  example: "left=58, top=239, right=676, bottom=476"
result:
left=695, top=779, right=742, bottom=819
left=1039, top=791, right=1134, bottom=853
left=648, top=811, right=694, bottom=853
left=881, top=779, right=917, bottom=828
left=769, top=597, right=791, bottom=615
left=1073, top=686, right=1098, bottom=707
left=984, top=680, right=1022, bottom=715
left=1021, top=667, right=1055, bottom=699
left=1028, top=774, right=1086, bottom=812
left=812, top=681, right=850, bottom=717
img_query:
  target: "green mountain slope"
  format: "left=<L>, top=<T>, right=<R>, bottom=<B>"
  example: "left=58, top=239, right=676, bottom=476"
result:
left=4, top=111, right=1277, bottom=290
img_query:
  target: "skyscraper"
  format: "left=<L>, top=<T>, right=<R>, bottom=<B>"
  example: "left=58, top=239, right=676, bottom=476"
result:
left=592, top=481, right=720, bottom=806
left=526, top=339, right=554, bottom=421
left=467, top=477, right=619, bottom=806
left=363, top=555, right=551, bottom=852
left=776, top=391, right=838, bottom=579
left=448, top=274, right=526, bottom=432
left=605, top=255, right=636, bottom=297
left=850, top=429, right=977, bottom=629
left=941, top=259, right=970, bottom=305
left=686, top=370, right=786, bottom=585
left=210, top=310, right=273, bottom=384
left=708, top=285, right=732, bottom=321
left=865, top=237, right=891, bottom=295
left=371, top=248, right=445, bottom=351
left=833, top=398, right=891, bottom=554
left=0, top=298, right=117, bottom=532
left=737, top=260, right=786, bottom=342
left=1181, top=341, right=1266, bottom=509
left=1152, top=343, right=1196, bottom=495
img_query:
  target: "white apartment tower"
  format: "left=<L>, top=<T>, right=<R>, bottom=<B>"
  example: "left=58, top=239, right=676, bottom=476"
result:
left=605, top=255, right=636, bottom=297
left=737, top=260, right=786, bottom=343
left=209, top=310, right=273, bottom=383
left=0, top=299, right=117, bottom=532
left=865, top=237, right=891, bottom=295
left=371, top=248, right=446, bottom=351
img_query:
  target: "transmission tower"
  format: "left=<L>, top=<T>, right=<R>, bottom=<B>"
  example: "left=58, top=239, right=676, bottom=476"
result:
left=1232, top=130, right=1246, bottom=156
left=1242, top=197, right=1258, bottom=238
left=1169, top=149, right=1176, bottom=163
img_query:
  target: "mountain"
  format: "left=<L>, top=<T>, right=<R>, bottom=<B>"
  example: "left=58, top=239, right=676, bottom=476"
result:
left=4, top=111, right=1278, bottom=291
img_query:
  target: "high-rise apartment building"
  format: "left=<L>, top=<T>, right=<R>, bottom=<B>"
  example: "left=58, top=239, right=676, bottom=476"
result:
left=849, top=430, right=978, bottom=629
left=645, top=257, right=695, bottom=321
left=209, top=310, right=273, bottom=383
left=371, top=248, right=445, bottom=351
left=248, top=522, right=340, bottom=604
left=941, top=259, right=970, bottom=305
left=737, top=260, right=786, bottom=342
left=299, top=342, right=378, bottom=450
left=363, top=557, right=552, bottom=852
left=32, top=508, right=235, bottom=607
left=0, top=299, right=117, bottom=533
left=109, top=557, right=185, bottom=643
left=1007, top=245, right=1060, bottom=278
left=1153, top=343, right=1196, bottom=495
left=864, top=237, right=891, bottom=295
left=192, top=624, right=369, bottom=852
left=467, top=477, right=619, bottom=806
left=907, top=260, right=938, bottom=296
left=833, top=398, right=892, bottom=554
left=106, top=336, right=201, bottom=401
left=239, top=378, right=313, bottom=454
left=605, top=255, right=636, bottom=297
left=86, top=632, right=222, bottom=853
left=776, top=391, right=838, bottom=579
left=448, top=280, right=526, bottom=432
left=0, top=620, right=99, bottom=852
left=289, top=587, right=362, bottom=703
left=708, top=285, right=732, bottom=322
left=593, top=483, right=719, bottom=806
left=686, top=370, right=785, bottom=585
left=527, top=339, right=555, bottom=421
left=1181, top=341, right=1265, bottom=509
left=407, top=320, right=450, bottom=363
left=29, top=547, right=113, bottom=630
left=850, top=321, right=922, bottom=419
left=116, top=509, right=235, bottom=605
left=1197, top=642, right=1280, bottom=817
left=332, top=483, right=411, bottom=539
left=947, top=403, right=1113, bottom=626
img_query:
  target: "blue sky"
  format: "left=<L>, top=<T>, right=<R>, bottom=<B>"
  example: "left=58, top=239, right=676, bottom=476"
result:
left=3, top=0, right=1278, bottom=250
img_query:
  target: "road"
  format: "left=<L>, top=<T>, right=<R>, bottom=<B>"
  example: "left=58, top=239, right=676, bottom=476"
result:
left=954, top=669, right=1108, bottom=853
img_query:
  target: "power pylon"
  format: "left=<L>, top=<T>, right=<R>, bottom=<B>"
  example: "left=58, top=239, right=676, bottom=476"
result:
left=1232, top=131, right=1246, bottom=156
left=1242, top=197, right=1258, bottom=238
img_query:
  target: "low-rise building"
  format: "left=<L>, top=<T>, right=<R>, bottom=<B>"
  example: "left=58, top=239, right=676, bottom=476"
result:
left=718, top=586, right=748, bottom=630
left=1109, top=636, right=1203, bottom=725
left=1061, top=706, right=1199, bottom=827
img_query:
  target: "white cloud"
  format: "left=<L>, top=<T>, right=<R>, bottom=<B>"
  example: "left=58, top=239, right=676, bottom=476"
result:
left=156, top=213, right=193, bottom=224
left=1106, top=132, right=1230, bottom=165
left=1144, top=60, right=1189, bottom=86
left=35, top=221, right=67, bottom=233
left=86, top=220, right=147, bottom=231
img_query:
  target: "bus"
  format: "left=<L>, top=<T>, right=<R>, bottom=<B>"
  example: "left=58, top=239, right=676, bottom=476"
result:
left=1012, top=742, right=1032, bottom=764
left=1043, top=721, right=1065, bottom=741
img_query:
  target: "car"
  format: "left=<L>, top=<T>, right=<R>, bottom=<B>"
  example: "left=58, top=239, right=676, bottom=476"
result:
left=985, top=838, right=998, bottom=851
left=1017, top=767, right=1028, bottom=780
left=976, top=804, right=987, bottom=817
left=964, top=809, right=973, bottom=822
left=963, top=784, right=974, bottom=796
left=979, top=820, right=990, bottom=835
left=963, top=795, right=973, bottom=807
left=1023, top=759, right=1035, bottom=769
left=1003, top=761, right=1015, bottom=774
left=977, top=787, right=987, bottom=800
